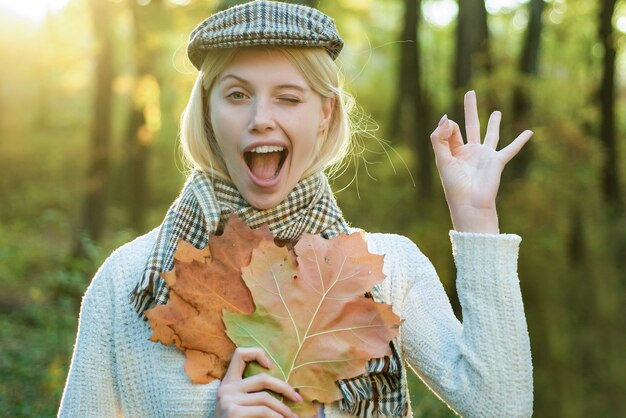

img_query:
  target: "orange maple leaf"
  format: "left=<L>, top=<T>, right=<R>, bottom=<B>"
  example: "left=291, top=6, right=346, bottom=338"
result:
left=223, top=231, right=401, bottom=416
left=145, top=214, right=272, bottom=383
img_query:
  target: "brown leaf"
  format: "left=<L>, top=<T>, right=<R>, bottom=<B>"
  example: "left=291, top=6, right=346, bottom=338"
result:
left=145, top=214, right=272, bottom=384
left=223, top=231, right=401, bottom=416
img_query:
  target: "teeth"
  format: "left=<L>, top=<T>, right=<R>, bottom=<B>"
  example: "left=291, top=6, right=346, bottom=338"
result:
left=249, top=145, right=285, bottom=153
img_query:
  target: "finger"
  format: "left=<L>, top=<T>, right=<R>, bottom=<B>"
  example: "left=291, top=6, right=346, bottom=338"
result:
left=223, top=347, right=272, bottom=383
left=484, top=111, right=501, bottom=149
left=499, top=130, right=534, bottom=164
left=464, top=90, right=481, bottom=144
left=430, top=115, right=453, bottom=163
left=239, top=373, right=303, bottom=404
left=237, top=392, right=297, bottom=418
left=447, top=120, right=464, bottom=154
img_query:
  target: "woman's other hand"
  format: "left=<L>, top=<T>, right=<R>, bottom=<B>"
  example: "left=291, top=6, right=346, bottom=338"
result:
left=430, top=90, right=533, bottom=233
left=215, top=347, right=303, bottom=418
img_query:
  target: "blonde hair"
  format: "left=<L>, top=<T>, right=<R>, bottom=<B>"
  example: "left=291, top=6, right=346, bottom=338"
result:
left=179, top=46, right=355, bottom=181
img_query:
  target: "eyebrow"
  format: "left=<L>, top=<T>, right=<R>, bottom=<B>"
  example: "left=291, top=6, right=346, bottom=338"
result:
left=219, top=74, right=308, bottom=92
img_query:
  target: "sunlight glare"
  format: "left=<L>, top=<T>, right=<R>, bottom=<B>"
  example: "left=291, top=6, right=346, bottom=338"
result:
left=486, top=0, right=528, bottom=14
left=512, top=9, right=529, bottom=31
left=617, top=16, right=626, bottom=34
left=167, top=0, right=192, bottom=6
left=422, top=0, right=458, bottom=27
left=0, top=0, right=68, bottom=23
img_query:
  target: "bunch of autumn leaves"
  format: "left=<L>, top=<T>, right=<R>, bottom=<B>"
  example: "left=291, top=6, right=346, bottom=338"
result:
left=146, top=215, right=401, bottom=416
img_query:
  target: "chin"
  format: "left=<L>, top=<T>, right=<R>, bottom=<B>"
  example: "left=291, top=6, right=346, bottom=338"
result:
left=242, top=191, right=285, bottom=210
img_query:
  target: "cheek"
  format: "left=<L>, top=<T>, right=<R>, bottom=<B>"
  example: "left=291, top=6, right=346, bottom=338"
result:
left=291, top=125, right=321, bottom=167
left=297, top=115, right=324, bottom=156
left=288, top=106, right=323, bottom=138
left=209, top=120, right=242, bottom=174
left=211, top=110, right=240, bottom=147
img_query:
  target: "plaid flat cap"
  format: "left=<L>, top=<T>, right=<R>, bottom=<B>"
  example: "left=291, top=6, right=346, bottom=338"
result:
left=187, top=0, right=344, bottom=70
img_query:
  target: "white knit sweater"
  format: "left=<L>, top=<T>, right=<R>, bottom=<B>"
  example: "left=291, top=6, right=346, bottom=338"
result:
left=58, top=229, right=533, bottom=418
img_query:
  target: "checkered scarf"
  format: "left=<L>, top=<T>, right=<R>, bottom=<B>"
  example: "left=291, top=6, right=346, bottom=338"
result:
left=129, top=170, right=408, bottom=417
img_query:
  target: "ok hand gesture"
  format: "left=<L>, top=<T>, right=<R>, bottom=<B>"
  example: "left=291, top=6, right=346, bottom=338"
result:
left=430, top=91, right=533, bottom=233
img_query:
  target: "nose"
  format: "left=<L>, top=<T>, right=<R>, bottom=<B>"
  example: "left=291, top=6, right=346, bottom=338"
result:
left=248, top=98, right=276, bottom=133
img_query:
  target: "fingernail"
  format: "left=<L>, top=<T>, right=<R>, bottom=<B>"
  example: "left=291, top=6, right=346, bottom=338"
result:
left=296, top=392, right=304, bottom=402
left=438, top=114, right=448, bottom=127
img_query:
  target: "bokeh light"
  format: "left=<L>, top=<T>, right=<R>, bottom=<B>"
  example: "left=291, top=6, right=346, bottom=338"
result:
left=422, top=0, right=458, bottom=27
left=0, top=0, right=69, bottom=23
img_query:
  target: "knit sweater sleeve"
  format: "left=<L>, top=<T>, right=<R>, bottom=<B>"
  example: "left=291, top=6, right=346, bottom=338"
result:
left=58, top=255, right=122, bottom=417
left=392, top=231, right=533, bottom=418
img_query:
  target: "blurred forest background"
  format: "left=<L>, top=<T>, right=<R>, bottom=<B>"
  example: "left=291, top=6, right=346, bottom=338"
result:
left=0, top=0, right=625, bottom=416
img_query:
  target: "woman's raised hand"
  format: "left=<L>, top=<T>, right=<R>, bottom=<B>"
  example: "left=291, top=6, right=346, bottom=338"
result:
left=215, top=347, right=303, bottom=418
left=429, top=90, right=533, bottom=233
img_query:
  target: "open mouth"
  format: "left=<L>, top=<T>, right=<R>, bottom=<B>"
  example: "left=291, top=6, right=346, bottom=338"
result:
left=243, top=145, right=288, bottom=181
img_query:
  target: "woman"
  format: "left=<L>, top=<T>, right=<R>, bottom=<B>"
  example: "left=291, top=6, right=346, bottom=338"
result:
left=58, top=1, right=533, bottom=417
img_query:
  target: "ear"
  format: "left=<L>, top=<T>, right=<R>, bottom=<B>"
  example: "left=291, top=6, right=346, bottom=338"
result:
left=318, top=96, right=335, bottom=133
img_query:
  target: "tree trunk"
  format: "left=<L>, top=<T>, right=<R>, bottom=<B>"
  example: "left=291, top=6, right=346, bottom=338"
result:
left=121, top=0, right=165, bottom=233
left=509, top=0, right=544, bottom=177
left=517, top=0, right=544, bottom=82
left=568, top=206, right=586, bottom=267
left=598, top=0, right=620, bottom=208
left=75, top=0, right=114, bottom=253
left=453, top=0, right=491, bottom=123
left=412, top=0, right=432, bottom=197
left=390, top=0, right=433, bottom=196
left=390, top=0, right=419, bottom=140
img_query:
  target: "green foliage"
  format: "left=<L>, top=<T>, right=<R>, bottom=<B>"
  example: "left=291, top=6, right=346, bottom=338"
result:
left=0, top=300, right=76, bottom=417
